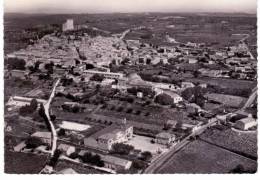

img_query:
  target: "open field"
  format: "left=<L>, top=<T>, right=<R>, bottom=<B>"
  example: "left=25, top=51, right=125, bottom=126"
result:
left=200, top=126, right=257, bottom=159
left=156, top=140, right=257, bottom=174
left=5, top=150, right=48, bottom=174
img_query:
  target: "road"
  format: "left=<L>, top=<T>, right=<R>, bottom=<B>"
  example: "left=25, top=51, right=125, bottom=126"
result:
left=143, top=117, right=218, bottom=174
left=43, top=78, right=60, bottom=157
left=241, top=87, right=257, bottom=110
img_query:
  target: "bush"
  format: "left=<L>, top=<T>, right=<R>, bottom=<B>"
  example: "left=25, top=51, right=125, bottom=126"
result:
left=126, top=108, right=133, bottom=113
left=117, top=106, right=124, bottom=112
left=48, top=149, right=62, bottom=167
left=25, top=137, right=43, bottom=149
left=111, top=143, right=134, bottom=155
left=90, top=74, right=105, bottom=82
left=132, top=160, right=146, bottom=170
left=154, top=93, right=173, bottom=105
left=81, top=152, right=104, bottom=167
left=57, top=128, right=66, bottom=136
left=72, top=105, right=80, bottom=113
left=69, top=152, right=78, bottom=159
left=139, top=151, right=152, bottom=161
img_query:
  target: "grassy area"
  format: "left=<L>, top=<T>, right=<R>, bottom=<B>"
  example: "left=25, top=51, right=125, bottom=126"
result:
left=5, top=150, right=48, bottom=174
left=156, top=140, right=257, bottom=174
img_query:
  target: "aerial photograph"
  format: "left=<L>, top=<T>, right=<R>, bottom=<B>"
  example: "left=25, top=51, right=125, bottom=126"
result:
left=3, top=0, right=258, bottom=174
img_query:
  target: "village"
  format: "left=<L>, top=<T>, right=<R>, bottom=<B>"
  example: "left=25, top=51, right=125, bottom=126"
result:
left=4, top=18, right=257, bottom=174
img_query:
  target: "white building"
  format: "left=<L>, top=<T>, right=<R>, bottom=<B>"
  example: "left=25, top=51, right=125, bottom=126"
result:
left=62, top=19, right=74, bottom=32
left=58, top=144, right=76, bottom=156
left=155, top=132, right=176, bottom=145
left=31, top=131, right=52, bottom=145
left=102, top=155, right=132, bottom=171
left=84, top=124, right=133, bottom=151
left=235, top=117, right=257, bottom=130
left=6, top=96, right=47, bottom=110
left=84, top=70, right=124, bottom=79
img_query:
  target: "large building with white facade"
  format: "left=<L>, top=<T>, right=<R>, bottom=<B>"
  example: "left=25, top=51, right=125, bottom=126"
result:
left=62, top=19, right=74, bottom=32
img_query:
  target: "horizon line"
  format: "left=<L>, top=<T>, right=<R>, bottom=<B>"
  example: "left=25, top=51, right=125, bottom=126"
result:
left=4, top=11, right=257, bottom=15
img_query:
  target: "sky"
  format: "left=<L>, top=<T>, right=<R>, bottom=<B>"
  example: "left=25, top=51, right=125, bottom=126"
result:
left=4, top=0, right=257, bottom=14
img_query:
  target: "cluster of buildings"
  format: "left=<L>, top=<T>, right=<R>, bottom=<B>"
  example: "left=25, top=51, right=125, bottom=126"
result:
left=5, top=19, right=257, bottom=174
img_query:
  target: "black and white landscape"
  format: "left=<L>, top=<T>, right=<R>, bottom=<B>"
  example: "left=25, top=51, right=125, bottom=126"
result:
left=3, top=0, right=257, bottom=174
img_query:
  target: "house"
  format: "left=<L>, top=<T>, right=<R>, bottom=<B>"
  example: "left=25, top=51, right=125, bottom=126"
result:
left=186, top=103, right=201, bottom=113
left=155, top=132, right=176, bottom=145
left=10, top=70, right=27, bottom=79
left=164, top=91, right=183, bottom=104
left=13, top=141, right=27, bottom=152
left=101, top=79, right=115, bottom=86
left=6, top=96, right=47, bottom=109
left=101, top=155, right=132, bottom=171
left=152, top=82, right=179, bottom=91
left=35, top=145, right=49, bottom=154
left=31, top=131, right=52, bottom=145
left=137, top=92, right=143, bottom=98
left=58, top=144, right=76, bottom=156
left=84, top=70, right=124, bottom=79
left=235, top=117, right=257, bottom=130
left=181, top=82, right=195, bottom=89
left=188, top=58, right=198, bottom=64
left=165, top=120, right=178, bottom=129
left=84, top=123, right=133, bottom=151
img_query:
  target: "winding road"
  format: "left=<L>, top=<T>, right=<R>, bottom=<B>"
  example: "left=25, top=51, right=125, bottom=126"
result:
left=43, top=78, right=60, bottom=156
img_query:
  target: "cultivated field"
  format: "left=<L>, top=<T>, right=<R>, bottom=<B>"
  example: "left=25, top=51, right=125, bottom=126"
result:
left=200, top=126, right=257, bottom=159
left=5, top=150, right=48, bottom=174
left=156, top=140, right=257, bottom=173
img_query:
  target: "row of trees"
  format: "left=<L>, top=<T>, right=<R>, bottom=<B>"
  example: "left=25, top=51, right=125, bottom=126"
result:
left=111, top=143, right=134, bottom=155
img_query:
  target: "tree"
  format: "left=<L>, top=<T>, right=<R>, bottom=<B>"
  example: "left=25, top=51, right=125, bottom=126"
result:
left=25, top=137, right=43, bottom=149
left=69, top=152, right=79, bottom=159
left=139, top=151, right=152, bottom=161
left=38, top=103, right=51, bottom=131
left=30, top=99, right=38, bottom=111
left=44, top=62, right=54, bottom=74
left=48, top=149, right=62, bottom=167
left=85, top=63, right=95, bottom=69
left=132, top=160, right=146, bottom=170
left=57, top=128, right=66, bottom=136
left=72, top=105, right=80, bottom=113
left=82, top=152, right=92, bottom=163
left=81, top=152, right=104, bottom=167
left=90, top=74, right=104, bottom=82
left=111, top=143, right=134, bottom=155
left=154, top=93, right=173, bottom=105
